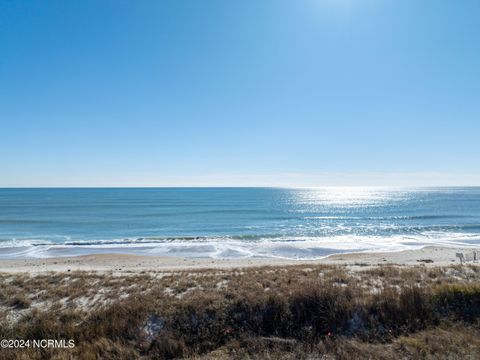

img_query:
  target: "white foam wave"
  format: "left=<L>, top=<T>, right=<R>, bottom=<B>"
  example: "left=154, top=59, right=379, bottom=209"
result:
left=1, top=231, right=480, bottom=259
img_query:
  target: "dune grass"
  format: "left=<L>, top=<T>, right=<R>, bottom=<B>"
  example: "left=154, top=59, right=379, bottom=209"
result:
left=1, top=264, right=480, bottom=359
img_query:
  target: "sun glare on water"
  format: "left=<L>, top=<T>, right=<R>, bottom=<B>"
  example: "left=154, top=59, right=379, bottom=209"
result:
left=294, top=187, right=407, bottom=207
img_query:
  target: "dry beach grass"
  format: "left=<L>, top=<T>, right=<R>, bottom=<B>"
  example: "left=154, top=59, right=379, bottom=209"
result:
left=1, top=262, right=480, bottom=359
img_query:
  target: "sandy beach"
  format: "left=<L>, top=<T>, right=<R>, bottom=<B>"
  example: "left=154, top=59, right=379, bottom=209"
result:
left=0, top=246, right=477, bottom=274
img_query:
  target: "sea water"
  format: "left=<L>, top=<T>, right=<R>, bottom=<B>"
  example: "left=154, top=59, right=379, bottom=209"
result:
left=0, top=187, right=479, bottom=259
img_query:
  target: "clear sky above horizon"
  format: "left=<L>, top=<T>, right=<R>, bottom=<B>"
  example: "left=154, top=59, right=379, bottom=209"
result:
left=1, top=0, right=479, bottom=187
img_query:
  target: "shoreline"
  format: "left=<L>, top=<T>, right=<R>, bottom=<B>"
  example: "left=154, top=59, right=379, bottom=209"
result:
left=0, top=245, right=477, bottom=273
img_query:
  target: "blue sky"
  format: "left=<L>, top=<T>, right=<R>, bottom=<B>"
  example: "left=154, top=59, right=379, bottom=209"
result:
left=1, top=0, right=479, bottom=187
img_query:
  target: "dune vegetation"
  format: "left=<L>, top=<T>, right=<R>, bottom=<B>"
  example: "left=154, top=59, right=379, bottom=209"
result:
left=1, top=264, right=480, bottom=359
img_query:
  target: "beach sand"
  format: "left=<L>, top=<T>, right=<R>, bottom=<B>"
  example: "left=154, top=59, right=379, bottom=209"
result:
left=0, top=246, right=477, bottom=274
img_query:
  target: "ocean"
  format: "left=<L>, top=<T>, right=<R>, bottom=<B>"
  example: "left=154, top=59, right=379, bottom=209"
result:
left=0, top=187, right=479, bottom=259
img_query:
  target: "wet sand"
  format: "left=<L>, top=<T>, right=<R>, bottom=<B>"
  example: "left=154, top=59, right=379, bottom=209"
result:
left=0, top=246, right=477, bottom=274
